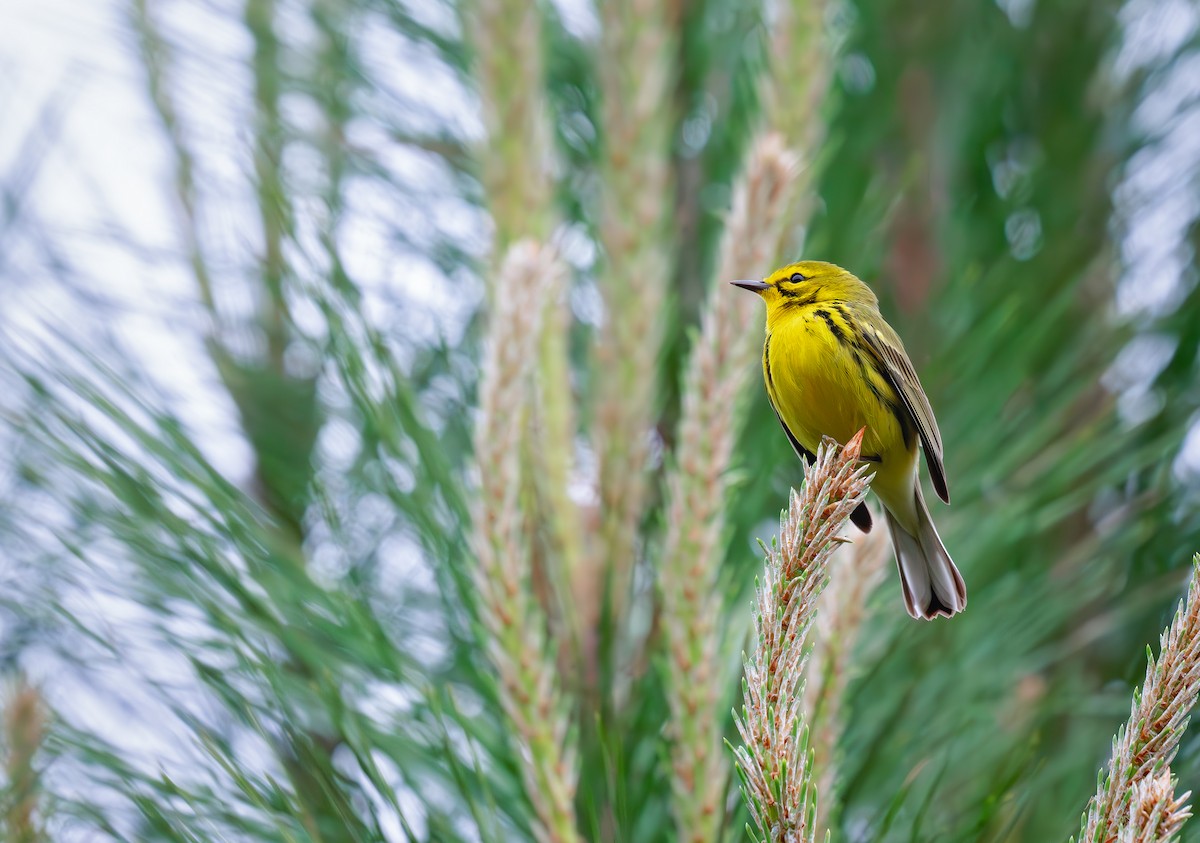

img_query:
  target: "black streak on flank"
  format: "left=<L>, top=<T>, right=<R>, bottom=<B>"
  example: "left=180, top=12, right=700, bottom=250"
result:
left=832, top=303, right=855, bottom=333
left=852, top=347, right=886, bottom=403
left=813, top=308, right=846, bottom=345
left=763, top=332, right=776, bottom=393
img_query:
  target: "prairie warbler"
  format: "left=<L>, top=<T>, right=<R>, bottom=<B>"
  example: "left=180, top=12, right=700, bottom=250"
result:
left=733, top=261, right=966, bottom=619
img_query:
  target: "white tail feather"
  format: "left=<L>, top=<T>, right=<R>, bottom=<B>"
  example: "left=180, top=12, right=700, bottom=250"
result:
left=885, top=485, right=966, bottom=620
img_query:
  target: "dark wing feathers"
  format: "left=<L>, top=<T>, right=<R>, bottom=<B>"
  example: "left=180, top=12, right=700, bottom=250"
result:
left=771, top=406, right=874, bottom=533
left=859, top=319, right=950, bottom=504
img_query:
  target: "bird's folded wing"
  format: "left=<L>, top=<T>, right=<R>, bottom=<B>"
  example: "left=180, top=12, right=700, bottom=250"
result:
left=860, top=321, right=950, bottom=504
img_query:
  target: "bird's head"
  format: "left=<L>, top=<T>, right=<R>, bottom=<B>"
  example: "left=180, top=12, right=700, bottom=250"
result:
left=731, top=261, right=877, bottom=313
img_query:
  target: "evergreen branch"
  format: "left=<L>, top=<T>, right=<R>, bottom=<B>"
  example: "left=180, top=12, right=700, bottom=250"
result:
left=468, top=0, right=554, bottom=251
left=765, top=0, right=828, bottom=157
left=734, top=431, right=873, bottom=843
left=467, top=0, right=584, bottom=648
left=472, top=240, right=583, bottom=843
left=529, top=264, right=585, bottom=631
left=1082, top=558, right=1200, bottom=843
left=1121, top=770, right=1192, bottom=843
left=244, top=0, right=293, bottom=374
left=591, top=0, right=677, bottom=627
left=802, top=525, right=888, bottom=834
left=764, top=0, right=831, bottom=257
left=660, top=131, right=799, bottom=843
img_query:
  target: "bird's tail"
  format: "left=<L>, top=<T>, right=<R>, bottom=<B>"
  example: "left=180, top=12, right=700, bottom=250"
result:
left=885, top=484, right=967, bottom=620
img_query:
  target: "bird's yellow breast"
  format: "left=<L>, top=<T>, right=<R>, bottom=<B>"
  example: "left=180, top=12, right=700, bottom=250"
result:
left=764, top=304, right=916, bottom=501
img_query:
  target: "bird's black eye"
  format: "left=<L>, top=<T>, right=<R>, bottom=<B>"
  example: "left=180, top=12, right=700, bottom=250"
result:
left=790, top=272, right=807, bottom=283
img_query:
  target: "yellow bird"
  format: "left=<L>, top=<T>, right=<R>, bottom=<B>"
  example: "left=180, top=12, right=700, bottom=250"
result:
left=733, top=260, right=966, bottom=619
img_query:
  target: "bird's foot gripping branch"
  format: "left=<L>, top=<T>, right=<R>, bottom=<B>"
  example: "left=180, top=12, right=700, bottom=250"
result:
left=733, top=429, right=873, bottom=843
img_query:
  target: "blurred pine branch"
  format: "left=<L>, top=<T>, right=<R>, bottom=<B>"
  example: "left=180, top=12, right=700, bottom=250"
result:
left=660, top=131, right=798, bottom=842
left=802, top=524, right=889, bottom=833
left=1081, top=559, right=1200, bottom=843
left=591, top=0, right=677, bottom=636
left=471, top=240, right=580, bottom=842
left=733, top=430, right=872, bottom=843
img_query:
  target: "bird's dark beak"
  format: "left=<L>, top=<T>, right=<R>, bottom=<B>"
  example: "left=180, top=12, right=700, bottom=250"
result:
left=730, top=280, right=770, bottom=293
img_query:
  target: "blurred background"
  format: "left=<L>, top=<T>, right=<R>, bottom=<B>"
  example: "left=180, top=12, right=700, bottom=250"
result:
left=2, top=0, right=1200, bottom=840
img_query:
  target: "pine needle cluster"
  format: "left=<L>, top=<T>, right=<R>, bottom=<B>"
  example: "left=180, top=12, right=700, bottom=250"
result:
left=1080, top=560, right=1200, bottom=843
left=732, top=431, right=872, bottom=843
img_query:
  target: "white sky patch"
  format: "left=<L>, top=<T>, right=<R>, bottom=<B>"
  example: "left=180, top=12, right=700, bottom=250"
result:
left=1114, top=0, right=1200, bottom=77
left=1113, top=0, right=1200, bottom=320
left=1175, top=411, right=1200, bottom=483
left=1108, top=0, right=1200, bottom=462
left=1, top=0, right=256, bottom=482
left=548, top=0, right=600, bottom=42
left=1103, top=331, right=1177, bottom=425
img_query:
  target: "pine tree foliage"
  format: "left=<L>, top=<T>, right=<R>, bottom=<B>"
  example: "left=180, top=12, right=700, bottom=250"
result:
left=1, top=0, right=1200, bottom=841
